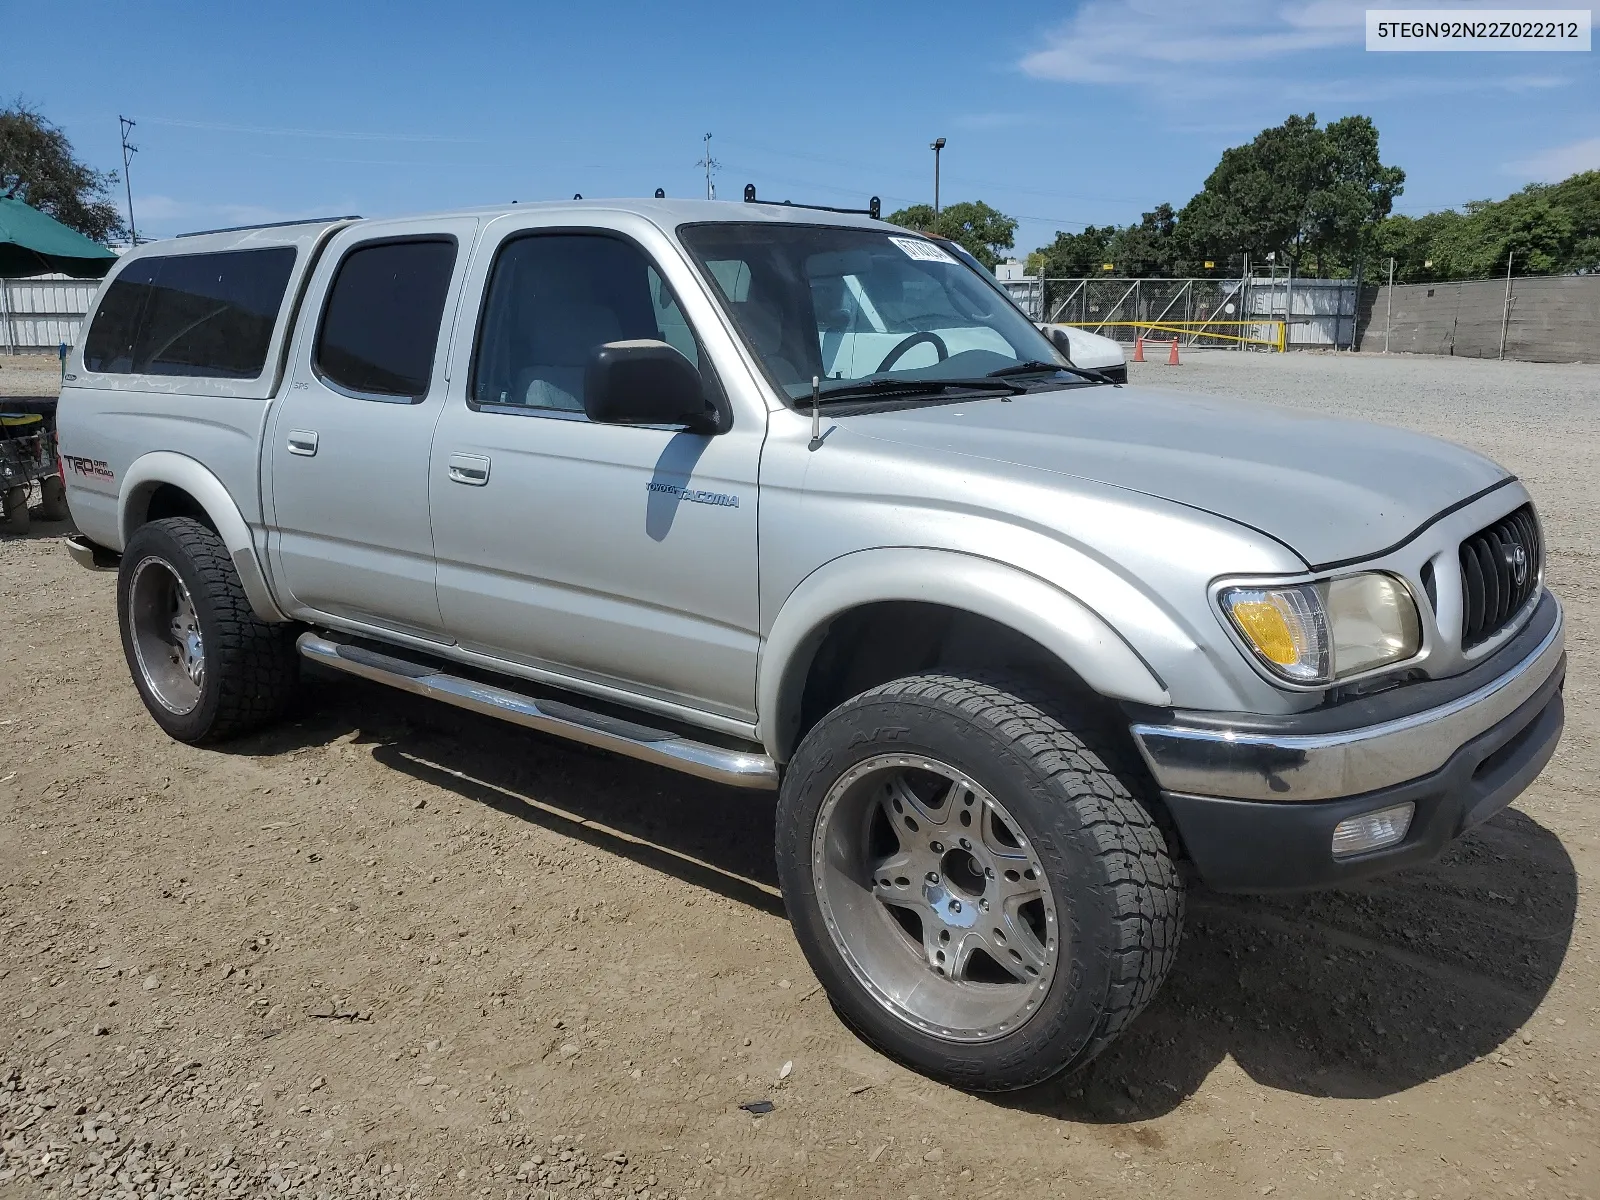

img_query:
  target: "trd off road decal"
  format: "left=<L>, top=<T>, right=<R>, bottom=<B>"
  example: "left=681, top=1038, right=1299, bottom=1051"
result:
left=62, top=455, right=114, bottom=481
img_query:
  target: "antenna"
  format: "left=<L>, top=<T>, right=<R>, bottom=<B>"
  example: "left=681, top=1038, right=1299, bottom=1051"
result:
left=697, top=133, right=720, bottom=200
left=808, top=375, right=822, bottom=450
left=118, top=115, right=139, bottom=245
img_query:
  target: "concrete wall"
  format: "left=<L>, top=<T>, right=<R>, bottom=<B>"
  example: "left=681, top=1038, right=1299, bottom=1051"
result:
left=1360, top=276, right=1600, bottom=363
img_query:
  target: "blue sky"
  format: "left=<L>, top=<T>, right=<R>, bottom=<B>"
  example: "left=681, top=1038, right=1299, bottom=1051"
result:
left=6, top=0, right=1596, bottom=254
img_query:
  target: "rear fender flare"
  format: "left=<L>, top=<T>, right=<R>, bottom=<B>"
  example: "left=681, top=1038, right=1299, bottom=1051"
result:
left=119, top=451, right=288, bottom=624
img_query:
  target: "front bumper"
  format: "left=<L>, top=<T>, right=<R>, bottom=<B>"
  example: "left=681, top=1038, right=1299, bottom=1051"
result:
left=1129, top=591, right=1566, bottom=891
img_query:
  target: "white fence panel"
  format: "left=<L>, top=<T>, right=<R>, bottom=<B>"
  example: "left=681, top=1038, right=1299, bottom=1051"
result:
left=1, top=276, right=103, bottom=352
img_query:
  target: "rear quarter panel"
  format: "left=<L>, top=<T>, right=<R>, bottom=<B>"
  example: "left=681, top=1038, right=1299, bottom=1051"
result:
left=58, top=222, right=347, bottom=551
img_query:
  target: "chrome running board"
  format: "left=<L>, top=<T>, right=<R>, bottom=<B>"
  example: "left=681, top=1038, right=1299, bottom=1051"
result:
left=297, top=633, right=779, bottom=790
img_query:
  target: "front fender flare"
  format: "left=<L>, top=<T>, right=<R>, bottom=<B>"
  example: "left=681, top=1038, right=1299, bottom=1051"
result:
left=756, top=547, right=1170, bottom=760
left=119, top=451, right=288, bottom=624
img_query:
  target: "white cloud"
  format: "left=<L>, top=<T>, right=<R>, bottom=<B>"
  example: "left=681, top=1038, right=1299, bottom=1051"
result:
left=1504, top=137, right=1600, bottom=182
left=1019, top=0, right=1366, bottom=85
left=1018, top=0, right=1566, bottom=90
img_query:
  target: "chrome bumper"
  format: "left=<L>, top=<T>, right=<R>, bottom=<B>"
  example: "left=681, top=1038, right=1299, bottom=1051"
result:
left=1131, top=595, right=1565, bottom=802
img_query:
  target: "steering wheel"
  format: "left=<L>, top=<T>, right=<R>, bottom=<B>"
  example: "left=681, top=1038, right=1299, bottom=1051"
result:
left=875, top=331, right=949, bottom=374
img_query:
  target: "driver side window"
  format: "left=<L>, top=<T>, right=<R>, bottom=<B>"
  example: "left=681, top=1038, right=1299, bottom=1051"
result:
left=470, top=233, right=700, bottom=418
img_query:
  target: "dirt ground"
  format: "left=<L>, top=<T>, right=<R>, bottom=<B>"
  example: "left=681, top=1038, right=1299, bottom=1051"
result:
left=2, top=351, right=1597, bottom=1200
left=0, top=354, right=63, bottom=398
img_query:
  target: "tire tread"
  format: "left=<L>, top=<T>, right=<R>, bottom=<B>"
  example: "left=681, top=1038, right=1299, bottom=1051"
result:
left=122, top=517, right=298, bottom=742
left=843, top=671, right=1185, bottom=1077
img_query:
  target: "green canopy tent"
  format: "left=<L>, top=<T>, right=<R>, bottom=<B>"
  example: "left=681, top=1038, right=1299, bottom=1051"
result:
left=0, top=195, right=117, bottom=279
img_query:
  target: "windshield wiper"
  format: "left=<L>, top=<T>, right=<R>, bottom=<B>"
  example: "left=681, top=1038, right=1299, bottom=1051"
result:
left=814, top=376, right=1028, bottom=404
left=986, top=360, right=1118, bottom=386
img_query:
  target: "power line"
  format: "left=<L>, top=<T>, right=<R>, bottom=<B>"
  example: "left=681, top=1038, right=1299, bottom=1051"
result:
left=139, top=116, right=482, bottom=144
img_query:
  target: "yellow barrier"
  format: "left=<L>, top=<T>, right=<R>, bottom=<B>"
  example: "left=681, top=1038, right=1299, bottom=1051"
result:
left=1054, top=320, right=1287, bottom=352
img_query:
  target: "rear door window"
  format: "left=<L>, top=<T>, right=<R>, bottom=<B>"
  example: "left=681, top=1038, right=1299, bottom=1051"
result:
left=82, top=247, right=296, bottom=378
left=314, top=238, right=457, bottom=401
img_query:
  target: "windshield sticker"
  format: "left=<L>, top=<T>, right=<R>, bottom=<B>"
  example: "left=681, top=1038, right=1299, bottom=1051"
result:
left=888, top=237, right=957, bottom=265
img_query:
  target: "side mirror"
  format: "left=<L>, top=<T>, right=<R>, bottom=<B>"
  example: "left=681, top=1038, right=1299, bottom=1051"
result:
left=584, top=340, right=718, bottom=432
left=1047, top=327, right=1077, bottom=365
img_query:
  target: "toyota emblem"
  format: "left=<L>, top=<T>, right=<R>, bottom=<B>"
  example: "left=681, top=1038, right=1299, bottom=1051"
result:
left=1503, top=541, right=1529, bottom=587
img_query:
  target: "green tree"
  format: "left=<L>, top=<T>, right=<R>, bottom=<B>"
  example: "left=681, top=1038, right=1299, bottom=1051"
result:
left=1032, top=225, right=1116, bottom=277
left=1371, top=171, right=1595, bottom=281
left=885, top=200, right=1018, bottom=269
left=1311, top=115, right=1406, bottom=275
left=1175, top=113, right=1402, bottom=277
left=0, top=101, right=127, bottom=244
left=1107, top=203, right=1179, bottom=275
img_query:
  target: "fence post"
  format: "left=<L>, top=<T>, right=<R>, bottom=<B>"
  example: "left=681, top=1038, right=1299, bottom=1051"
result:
left=0, top=279, right=12, bottom=357
left=1498, top=252, right=1514, bottom=360
left=1384, top=257, right=1394, bottom=353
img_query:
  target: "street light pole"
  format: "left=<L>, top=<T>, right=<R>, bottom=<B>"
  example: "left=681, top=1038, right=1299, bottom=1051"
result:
left=930, top=137, right=945, bottom=216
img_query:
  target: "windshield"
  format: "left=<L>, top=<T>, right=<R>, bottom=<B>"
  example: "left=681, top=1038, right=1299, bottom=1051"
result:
left=677, top=222, right=1071, bottom=402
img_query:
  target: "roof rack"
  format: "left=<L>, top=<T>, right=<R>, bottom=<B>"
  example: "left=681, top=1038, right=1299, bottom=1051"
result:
left=177, top=215, right=361, bottom=239
left=743, top=184, right=880, bottom=220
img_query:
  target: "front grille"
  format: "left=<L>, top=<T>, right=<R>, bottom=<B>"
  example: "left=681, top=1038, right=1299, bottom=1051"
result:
left=1459, top=504, right=1541, bottom=649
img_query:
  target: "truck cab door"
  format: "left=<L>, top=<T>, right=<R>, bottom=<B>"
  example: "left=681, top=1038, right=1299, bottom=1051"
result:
left=265, top=218, right=477, bottom=639
left=428, top=220, right=765, bottom=725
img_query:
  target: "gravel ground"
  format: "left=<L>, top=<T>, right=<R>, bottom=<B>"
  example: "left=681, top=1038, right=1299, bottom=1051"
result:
left=2, top=350, right=1597, bottom=1200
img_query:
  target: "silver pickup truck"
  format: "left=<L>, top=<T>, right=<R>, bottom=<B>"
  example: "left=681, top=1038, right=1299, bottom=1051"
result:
left=57, top=199, right=1565, bottom=1092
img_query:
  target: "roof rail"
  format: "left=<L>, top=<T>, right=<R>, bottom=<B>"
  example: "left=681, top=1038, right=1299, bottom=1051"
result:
left=176, top=215, right=361, bottom=239
left=743, top=185, right=880, bottom=221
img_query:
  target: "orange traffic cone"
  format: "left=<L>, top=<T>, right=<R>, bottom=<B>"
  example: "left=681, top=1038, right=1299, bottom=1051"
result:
left=1167, top=338, right=1181, bottom=366
left=1132, top=336, right=1145, bottom=362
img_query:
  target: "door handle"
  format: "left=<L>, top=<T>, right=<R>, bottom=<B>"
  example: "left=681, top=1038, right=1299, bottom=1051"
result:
left=447, top=453, right=491, bottom=486
left=286, top=429, right=319, bottom=457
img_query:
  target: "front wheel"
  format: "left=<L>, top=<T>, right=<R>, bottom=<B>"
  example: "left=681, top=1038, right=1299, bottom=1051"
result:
left=117, top=517, right=299, bottom=743
left=776, top=673, right=1184, bottom=1092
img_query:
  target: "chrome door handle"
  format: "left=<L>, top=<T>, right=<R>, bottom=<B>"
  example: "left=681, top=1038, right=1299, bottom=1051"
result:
left=447, top=453, right=491, bottom=486
left=286, top=429, right=319, bottom=457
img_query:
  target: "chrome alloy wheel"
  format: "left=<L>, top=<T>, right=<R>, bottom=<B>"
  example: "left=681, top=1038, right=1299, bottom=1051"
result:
left=811, top=754, right=1060, bottom=1042
left=127, top=556, right=205, bottom=715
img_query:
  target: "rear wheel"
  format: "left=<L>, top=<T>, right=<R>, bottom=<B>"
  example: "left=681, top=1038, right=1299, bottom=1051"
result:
left=776, top=672, right=1183, bottom=1092
left=117, top=517, right=299, bottom=743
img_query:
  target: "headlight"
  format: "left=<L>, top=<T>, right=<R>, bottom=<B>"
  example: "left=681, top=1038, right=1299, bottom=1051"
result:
left=1222, top=573, right=1420, bottom=685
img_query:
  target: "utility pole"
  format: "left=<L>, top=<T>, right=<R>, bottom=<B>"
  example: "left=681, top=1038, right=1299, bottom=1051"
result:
left=930, top=137, right=946, bottom=216
left=118, top=115, right=138, bottom=246
left=698, top=133, right=720, bottom=201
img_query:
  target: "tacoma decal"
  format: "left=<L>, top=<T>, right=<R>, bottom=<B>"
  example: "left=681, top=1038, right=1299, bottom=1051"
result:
left=645, top=481, right=739, bottom=508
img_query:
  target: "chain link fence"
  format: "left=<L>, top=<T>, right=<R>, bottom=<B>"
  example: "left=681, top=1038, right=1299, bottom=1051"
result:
left=1002, top=275, right=1360, bottom=349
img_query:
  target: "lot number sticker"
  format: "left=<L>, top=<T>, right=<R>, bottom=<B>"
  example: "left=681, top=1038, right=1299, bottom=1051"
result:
left=889, top=237, right=958, bottom=264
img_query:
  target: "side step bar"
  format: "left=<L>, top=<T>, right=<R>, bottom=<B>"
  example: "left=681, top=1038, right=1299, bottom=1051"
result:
left=296, top=633, right=779, bottom=790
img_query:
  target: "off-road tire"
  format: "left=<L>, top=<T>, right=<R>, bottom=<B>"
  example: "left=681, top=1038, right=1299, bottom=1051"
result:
left=776, top=672, right=1184, bottom=1092
left=117, top=517, right=299, bottom=743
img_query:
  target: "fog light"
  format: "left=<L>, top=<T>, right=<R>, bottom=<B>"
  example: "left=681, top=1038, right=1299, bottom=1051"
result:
left=1331, top=802, right=1414, bottom=859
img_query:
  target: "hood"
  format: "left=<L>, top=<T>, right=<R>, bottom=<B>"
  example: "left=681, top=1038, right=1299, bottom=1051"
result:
left=844, top=385, right=1509, bottom=569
